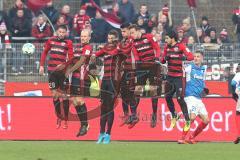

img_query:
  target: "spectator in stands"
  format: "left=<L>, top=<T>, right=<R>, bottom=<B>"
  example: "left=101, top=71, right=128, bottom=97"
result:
left=0, top=10, right=10, bottom=29
left=0, top=22, right=11, bottom=78
left=10, top=9, right=32, bottom=38
left=218, top=28, right=231, bottom=44
left=136, top=17, right=148, bottom=32
left=196, top=27, right=204, bottom=43
left=159, top=14, right=172, bottom=32
left=203, top=35, right=211, bottom=43
left=31, top=14, right=52, bottom=42
left=133, top=4, right=150, bottom=26
left=156, top=22, right=166, bottom=43
left=182, top=17, right=196, bottom=41
left=81, top=0, right=100, bottom=18
left=177, top=26, right=187, bottom=44
left=41, top=0, right=59, bottom=25
left=187, top=36, right=195, bottom=51
left=209, top=28, right=217, bottom=43
left=147, top=14, right=158, bottom=33
left=200, top=16, right=212, bottom=36
left=158, top=4, right=172, bottom=28
left=118, top=0, right=135, bottom=23
left=111, top=3, right=125, bottom=23
left=73, top=6, right=91, bottom=36
left=58, top=5, right=73, bottom=30
left=8, top=0, right=32, bottom=20
left=91, top=11, right=112, bottom=43
left=232, top=6, right=240, bottom=43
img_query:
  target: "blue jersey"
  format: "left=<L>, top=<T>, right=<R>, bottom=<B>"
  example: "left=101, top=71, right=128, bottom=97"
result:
left=185, top=63, right=206, bottom=99
left=231, top=72, right=240, bottom=90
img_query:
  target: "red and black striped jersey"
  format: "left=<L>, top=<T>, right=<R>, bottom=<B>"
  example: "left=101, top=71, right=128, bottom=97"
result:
left=71, top=43, right=93, bottom=79
left=132, top=33, right=161, bottom=62
left=95, top=43, right=119, bottom=80
left=161, top=42, right=194, bottom=77
left=40, top=36, right=73, bottom=72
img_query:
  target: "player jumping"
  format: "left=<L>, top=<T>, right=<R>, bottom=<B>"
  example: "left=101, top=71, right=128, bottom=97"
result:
left=129, top=24, right=161, bottom=128
left=64, top=29, right=93, bottom=137
left=39, top=25, right=73, bottom=129
left=161, top=30, right=194, bottom=132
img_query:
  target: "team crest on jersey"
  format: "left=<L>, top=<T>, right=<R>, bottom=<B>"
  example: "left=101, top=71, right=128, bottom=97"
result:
left=174, top=47, right=179, bottom=52
left=143, top=39, right=149, bottom=43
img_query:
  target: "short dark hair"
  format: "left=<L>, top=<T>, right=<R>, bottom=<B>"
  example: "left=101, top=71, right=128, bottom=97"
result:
left=129, top=24, right=140, bottom=31
left=108, top=30, right=119, bottom=39
left=120, top=23, right=130, bottom=29
left=166, top=30, right=178, bottom=41
left=195, top=50, right=204, bottom=56
left=57, top=25, right=68, bottom=31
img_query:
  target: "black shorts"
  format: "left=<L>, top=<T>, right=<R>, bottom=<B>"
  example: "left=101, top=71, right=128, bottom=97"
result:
left=120, top=71, right=135, bottom=100
left=70, top=77, right=91, bottom=96
left=48, top=71, right=67, bottom=91
left=166, top=76, right=186, bottom=97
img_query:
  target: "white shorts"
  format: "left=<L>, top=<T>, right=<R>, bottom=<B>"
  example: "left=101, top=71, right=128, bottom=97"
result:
left=237, top=97, right=240, bottom=112
left=184, top=96, right=208, bottom=116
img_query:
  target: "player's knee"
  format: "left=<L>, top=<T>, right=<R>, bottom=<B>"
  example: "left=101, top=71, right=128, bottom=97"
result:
left=203, top=117, right=210, bottom=124
left=190, top=114, right=196, bottom=121
left=73, top=97, right=84, bottom=106
left=176, top=96, right=184, bottom=103
left=52, top=91, right=59, bottom=100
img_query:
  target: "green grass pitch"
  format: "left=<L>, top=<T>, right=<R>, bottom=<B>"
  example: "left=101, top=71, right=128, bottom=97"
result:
left=0, top=141, right=239, bottom=160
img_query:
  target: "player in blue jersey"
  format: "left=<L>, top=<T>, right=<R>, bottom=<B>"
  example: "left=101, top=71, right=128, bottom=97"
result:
left=231, top=63, right=240, bottom=144
left=178, top=51, right=210, bottom=144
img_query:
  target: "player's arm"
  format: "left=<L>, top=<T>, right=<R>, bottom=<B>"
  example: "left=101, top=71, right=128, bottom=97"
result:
left=231, top=77, right=239, bottom=102
left=202, top=66, right=209, bottom=95
left=39, top=39, right=51, bottom=75
left=160, top=46, right=168, bottom=64
left=148, top=34, right=161, bottom=60
left=181, top=44, right=194, bottom=61
left=66, top=46, right=92, bottom=76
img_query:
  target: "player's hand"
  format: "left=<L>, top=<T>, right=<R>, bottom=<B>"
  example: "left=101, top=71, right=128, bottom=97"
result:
left=90, top=56, right=96, bottom=63
left=203, top=88, right=209, bottom=95
left=65, top=69, right=71, bottom=77
left=165, top=56, right=170, bottom=61
left=39, top=66, right=44, bottom=75
left=181, top=56, right=187, bottom=61
left=55, top=64, right=66, bottom=71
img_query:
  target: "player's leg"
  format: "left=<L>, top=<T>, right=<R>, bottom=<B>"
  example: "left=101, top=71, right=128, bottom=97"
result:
left=73, top=97, right=89, bottom=137
left=178, top=97, right=197, bottom=144
left=104, top=81, right=117, bottom=144
left=119, top=72, right=130, bottom=126
left=97, top=80, right=108, bottom=144
left=165, top=76, right=178, bottom=128
left=175, top=77, right=191, bottom=131
left=48, top=71, right=62, bottom=129
left=189, top=101, right=209, bottom=144
left=58, top=73, right=70, bottom=129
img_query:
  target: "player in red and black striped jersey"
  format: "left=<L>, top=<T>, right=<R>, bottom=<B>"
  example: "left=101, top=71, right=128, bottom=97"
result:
left=161, top=30, right=194, bottom=132
left=118, top=23, right=139, bottom=128
left=63, top=29, right=93, bottom=137
left=39, top=25, right=73, bottom=129
left=129, top=24, right=161, bottom=128
left=93, top=30, right=121, bottom=144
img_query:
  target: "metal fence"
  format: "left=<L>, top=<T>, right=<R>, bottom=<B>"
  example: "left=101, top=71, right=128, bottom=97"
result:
left=0, top=41, right=240, bottom=95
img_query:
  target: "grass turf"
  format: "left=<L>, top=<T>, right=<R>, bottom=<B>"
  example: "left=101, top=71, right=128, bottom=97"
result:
left=0, top=141, right=239, bottom=160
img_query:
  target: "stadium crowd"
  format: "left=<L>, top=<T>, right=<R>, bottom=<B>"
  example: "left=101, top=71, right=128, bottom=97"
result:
left=0, top=0, right=239, bottom=76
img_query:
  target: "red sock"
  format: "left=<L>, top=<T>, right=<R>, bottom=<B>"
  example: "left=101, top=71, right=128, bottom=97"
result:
left=182, top=121, right=194, bottom=139
left=192, top=122, right=208, bottom=138
left=235, top=113, right=240, bottom=136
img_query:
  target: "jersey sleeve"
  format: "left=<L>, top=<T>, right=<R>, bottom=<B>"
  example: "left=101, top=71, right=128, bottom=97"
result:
left=146, top=34, right=161, bottom=58
left=40, top=39, right=51, bottom=66
left=94, top=48, right=105, bottom=57
left=180, top=43, right=194, bottom=61
left=160, top=45, right=168, bottom=64
left=185, top=64, right=192, bottom=82
left=67, top=40, right=74, bottom=60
